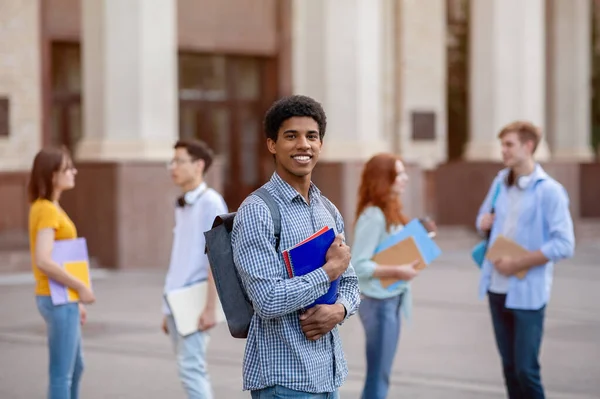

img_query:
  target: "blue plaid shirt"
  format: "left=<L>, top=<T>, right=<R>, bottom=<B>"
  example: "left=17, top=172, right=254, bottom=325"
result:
left=231, top=172, right=361, bottom=393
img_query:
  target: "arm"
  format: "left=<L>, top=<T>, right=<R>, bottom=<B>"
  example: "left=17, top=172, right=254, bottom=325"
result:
left=519, top=184, right=574, bottom=270
left=198, top=268, right=219, bottom=331
left=538, top=184, right=575, bottom=262
left=351, top=208, right=415, bottom=281
left=232, top=202, right=331, bottom=320
left=475, top=177, right=501, bottom=235
left=35, top=229, right=87, bottom=291
left=333, top=208, right=360, bottom=320
left=498, top=183, right=575, bottom=275
left=199, top=199, right=227, bottom=330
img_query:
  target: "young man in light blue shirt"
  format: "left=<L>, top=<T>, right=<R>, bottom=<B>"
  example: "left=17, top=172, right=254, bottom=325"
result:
left=476, top=121, right=575, bottom=399
left=162, top=139, right=228, bottom=399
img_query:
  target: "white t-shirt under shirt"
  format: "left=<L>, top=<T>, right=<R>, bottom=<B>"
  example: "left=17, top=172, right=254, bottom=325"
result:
left=489, top=185, right=524, bottom=294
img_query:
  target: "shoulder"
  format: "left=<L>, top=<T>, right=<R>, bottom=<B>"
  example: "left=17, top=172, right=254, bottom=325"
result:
left=235, top=192, right=274, bottom=226
left=536, top=177, right=568, bottom=201
left=319, top=195, right=340, bottom=217
left=30, top=199, right=58, bottom=216
left=492, top=168, right=510, bottom=185
left=357, top=206, right=385, bottom=224
left=204, top=188, right=228, bottom=208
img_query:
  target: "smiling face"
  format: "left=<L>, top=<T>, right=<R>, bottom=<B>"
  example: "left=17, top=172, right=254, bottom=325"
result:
left=267, top=116, right=322, bottom=182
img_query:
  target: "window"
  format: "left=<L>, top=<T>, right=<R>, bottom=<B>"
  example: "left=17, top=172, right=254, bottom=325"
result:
left=179, top=53, right=275, bottom=208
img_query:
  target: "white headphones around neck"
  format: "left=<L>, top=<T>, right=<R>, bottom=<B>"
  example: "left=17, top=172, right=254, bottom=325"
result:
left=504, top=171, right=533, bottom=190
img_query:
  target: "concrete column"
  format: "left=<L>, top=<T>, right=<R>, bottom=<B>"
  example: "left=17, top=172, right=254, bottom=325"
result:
left=292, top=0, right=388, bottom=161
left=466, top=0, right=550, bottom=161
left=78, top=0, right=177, bottom=161
left=0, top=0, right=41, bottom=171
left=397, top=0, right=447, bottom=169
left=546, top=0, right=594, bottom=161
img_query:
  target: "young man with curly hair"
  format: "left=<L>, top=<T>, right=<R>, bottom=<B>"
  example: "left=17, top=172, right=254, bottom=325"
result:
left=231, top=95, right=361, bottom=398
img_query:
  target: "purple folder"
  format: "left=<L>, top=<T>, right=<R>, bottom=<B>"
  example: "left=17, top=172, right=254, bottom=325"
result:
left=49, top=237, right=90, bottom=305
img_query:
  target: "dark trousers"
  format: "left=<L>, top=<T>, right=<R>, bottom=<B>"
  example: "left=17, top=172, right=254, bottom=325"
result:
left=488, top=292, right=546, bottom=399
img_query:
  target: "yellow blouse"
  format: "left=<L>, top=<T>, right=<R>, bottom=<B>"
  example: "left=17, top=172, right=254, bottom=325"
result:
left=28, top=199, right=77, bottom=296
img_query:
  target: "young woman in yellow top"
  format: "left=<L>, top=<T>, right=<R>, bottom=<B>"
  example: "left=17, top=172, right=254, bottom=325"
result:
left=29, top=147, right=95, bottom=399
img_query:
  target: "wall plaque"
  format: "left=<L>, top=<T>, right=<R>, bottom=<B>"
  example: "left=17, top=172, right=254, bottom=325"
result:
left=412, top=111, right=436, bottom=141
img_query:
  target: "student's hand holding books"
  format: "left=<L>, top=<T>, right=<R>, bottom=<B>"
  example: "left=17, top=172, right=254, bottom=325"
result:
left=299, top=304, right=346, bottom=341
left=198, top=306, right=218, bottom=331
left=392, top=259, right=420, bottom=281
left=323, top=235, right=351, bottom=282
left=493, top=256, right=520, bottom=276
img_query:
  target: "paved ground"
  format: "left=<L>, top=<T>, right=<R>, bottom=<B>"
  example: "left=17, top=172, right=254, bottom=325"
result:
left=0, top=230, right=599, bottom=398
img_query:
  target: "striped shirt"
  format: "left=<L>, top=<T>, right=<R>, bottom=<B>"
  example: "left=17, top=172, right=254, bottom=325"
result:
left=231, top=172, right=361, bottom=393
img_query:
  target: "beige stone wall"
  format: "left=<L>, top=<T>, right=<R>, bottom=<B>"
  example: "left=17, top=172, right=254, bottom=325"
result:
left=0, top=0, right=41, bottom=171
left=397, top=0, right=447, bottom=170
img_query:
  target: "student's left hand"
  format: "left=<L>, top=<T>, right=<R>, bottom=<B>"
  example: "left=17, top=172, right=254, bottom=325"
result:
left=494, top=256, right=519, bottom=276
left=198, top=306, right=217, bottom=332
left=79, top=303, right=87, bottom=327
left=299, top=304, right=345, bottom=341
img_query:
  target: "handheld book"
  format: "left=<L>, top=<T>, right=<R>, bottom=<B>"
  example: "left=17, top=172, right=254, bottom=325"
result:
left=165, top=280, right=226, bottom=336
left=49, top=237, right=92, bottom=305
left=282, top=227, right=338, bottom=308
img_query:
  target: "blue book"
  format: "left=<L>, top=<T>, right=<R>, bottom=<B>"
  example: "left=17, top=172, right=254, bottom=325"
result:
left=284, top=227, right=338, bottom=308
left=375, top=218, right=442, bottom=265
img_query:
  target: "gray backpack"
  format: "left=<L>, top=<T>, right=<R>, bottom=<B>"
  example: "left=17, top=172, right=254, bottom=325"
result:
left=204, top=186, right=336, bottom=339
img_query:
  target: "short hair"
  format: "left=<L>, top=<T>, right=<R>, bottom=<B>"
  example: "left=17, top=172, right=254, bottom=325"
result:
left=497, top=121, right=542, bottom=153
left=28, top=147, right=72, bottom=203
left=174, top=139, right=214, bottom=173
left=263, top=95, right=327, bottom=142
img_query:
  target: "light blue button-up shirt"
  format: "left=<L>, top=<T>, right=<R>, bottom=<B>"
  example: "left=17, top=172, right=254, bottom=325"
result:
left=476, top=164, right=575, bottom=310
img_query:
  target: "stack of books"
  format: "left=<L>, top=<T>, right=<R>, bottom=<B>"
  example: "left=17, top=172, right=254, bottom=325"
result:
left=282, top=226, right=338, bottom=308
left=49, top=237, right=92, bottom=305
left=372, top=219, right=442, bottom=288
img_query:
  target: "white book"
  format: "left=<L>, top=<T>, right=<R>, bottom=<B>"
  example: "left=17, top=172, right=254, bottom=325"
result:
left=165, top=281, right=226, bottom=337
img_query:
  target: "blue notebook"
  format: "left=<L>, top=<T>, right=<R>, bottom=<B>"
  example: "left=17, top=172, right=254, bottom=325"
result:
left=375, top=218, right=442, bottom=265
left=284, top=227, right=338, bottom=308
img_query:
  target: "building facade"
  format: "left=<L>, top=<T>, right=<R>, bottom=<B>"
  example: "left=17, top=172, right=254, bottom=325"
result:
left=0, top=0, right=598, bottom=268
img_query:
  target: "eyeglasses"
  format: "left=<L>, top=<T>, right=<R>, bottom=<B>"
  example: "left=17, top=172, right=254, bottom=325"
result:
left=166, top=158, right=197, bottom=168
left=59, top=165, right=76, bottom=173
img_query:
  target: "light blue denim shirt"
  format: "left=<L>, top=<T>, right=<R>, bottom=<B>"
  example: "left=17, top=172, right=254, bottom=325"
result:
left=351, top=206, right=412, bottom=320
left=476, top=164, right=575, bottom=310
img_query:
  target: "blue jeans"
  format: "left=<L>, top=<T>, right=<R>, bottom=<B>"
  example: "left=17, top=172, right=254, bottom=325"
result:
left=36, top=295, right=84, bottom=399
left=166, top=315, right=212, bottom=399
left=358, top=294, right=403, bottom=399
left=251, top=386, right=339, bottom=398
left=488, top=292, right=546, bottom=399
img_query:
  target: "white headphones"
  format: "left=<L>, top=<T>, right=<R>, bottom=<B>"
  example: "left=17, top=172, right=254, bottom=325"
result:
left=504, top=171, right=533, bottom=190
left=176, top=186, right=207, bottom=208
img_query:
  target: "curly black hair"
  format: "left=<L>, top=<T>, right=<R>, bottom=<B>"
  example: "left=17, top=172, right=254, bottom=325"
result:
left=263, top=95, right=327, bottom=142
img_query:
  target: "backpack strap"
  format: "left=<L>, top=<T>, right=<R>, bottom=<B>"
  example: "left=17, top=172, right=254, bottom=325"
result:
left=253, top=187, right=282, bottom=251
left=320, top=197, right=337, bottom=223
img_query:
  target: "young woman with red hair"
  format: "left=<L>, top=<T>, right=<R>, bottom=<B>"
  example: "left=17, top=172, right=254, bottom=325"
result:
left=352, top=153, right=432, bottom=399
